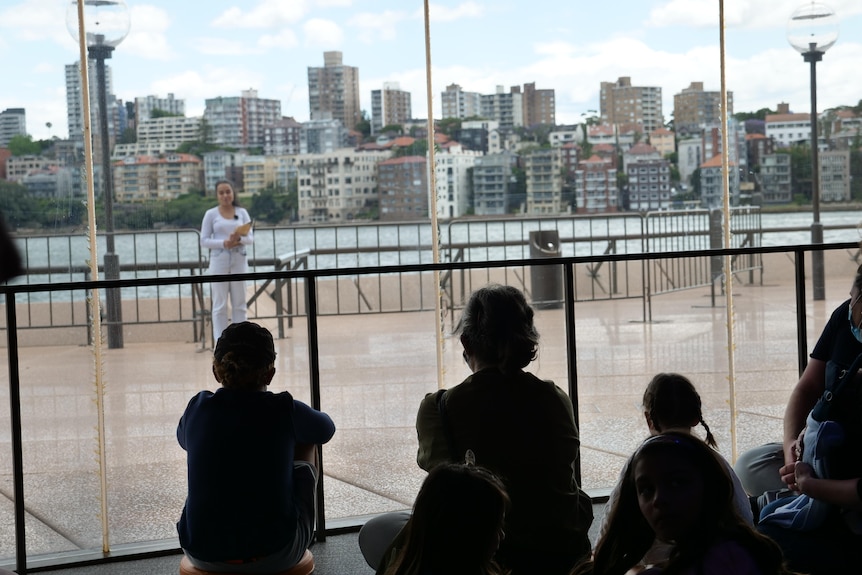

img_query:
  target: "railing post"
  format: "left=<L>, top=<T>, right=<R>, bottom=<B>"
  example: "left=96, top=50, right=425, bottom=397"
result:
left=305, top=276, right=326, bottom=541
left=795, top=249, right=809, bottom=376
left=563, top=263, right=581, bottom=487
left=5, top=293, right=27, bottom=574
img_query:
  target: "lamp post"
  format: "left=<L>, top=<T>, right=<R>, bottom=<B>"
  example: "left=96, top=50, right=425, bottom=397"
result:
left=66, top=0, right=130, bottom=347
left=787, top=2, right=839, bottom=302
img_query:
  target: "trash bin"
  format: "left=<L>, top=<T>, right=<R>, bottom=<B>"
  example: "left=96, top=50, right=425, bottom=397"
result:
left=529, top=230, right=562, bottom=309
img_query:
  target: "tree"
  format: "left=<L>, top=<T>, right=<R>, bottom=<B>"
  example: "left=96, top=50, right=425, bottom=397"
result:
left=354, top=110, right=371, bottom=139
left=150, top=108, right=183, bottom=119
left=733, top=108, right=775, bottom=122
left=436, top=117, right=461, bottom=138
left=7, top=134, right=41, bottom=156
left=119, top=127, right=137, bottom=145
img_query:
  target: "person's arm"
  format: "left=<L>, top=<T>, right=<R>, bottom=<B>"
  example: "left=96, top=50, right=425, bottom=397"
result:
left=199, top=209, right=225, bottom=250
left=782, top=358, right=826, bottom=467
left=292, top=400, right=336, bottom=445
left=794, top=461, right=862, bottom=510
left=416, top=390, right=451, bottom=471
left=238, top=209, right=253, bottom=246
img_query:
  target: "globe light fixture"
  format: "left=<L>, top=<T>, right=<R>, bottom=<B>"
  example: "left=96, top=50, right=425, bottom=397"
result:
left=786, top=2, right=839, bottom=302
left=66, top=0, right=131, bottom=348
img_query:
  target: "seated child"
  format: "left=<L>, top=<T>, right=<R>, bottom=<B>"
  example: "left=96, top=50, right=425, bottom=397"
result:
left=600, top=373, right=753, bottom=567
left=177, top=321, right=335, bottom=573
left=574, top=432, right=794, bottom=575
left=381, top=462, right=509, bottom=575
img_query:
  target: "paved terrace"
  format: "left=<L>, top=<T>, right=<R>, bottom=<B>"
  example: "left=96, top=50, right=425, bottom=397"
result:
left=0, top=250, right=860, bottom=573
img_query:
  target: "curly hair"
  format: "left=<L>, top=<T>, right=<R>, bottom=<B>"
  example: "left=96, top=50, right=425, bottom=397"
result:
left=457, top=285, right=539, bottom=372
left=212, top=321, right=276, bottom=390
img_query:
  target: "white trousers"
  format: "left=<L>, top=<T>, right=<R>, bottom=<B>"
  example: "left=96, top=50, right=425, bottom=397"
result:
left=208, top=248, right=248, bottom=343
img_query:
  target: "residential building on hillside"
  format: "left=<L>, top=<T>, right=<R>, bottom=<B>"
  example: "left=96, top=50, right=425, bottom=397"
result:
left=472, top=151, right=519, bottom=216
left=135, top=94, right=185, bottom=123
left=600, top=76, right=663, bottom=133
left=649, top=127, right=675, bottom=157
left=699, top=154, right=739, bottom=208
left=678, top=138, right=703, bottom=185
left=204, top=89, right=281, bottom=149
left=308, top=51, right=361, bottom=131
left=6, top=155, right=59, bottom=183
left=297, top=149, right=391, bottom=223
left=136, top=116, right=201, bottom=146
left=378, top=156, right=428, bottom=221
left=766, top=104, right=810, bottom=149
left=20, top=166, right=74, bottom=199
left=301, top=118, right=348, bottom=154
left=525, top=147, right=564, bottom=215
left=623, top=143, right=661, bottom=172
left=550, top=126, right=581, bottom=147
left=441, top=84, right=481, bottom=120
left=820, top=150, right=851, bottom=202
left=480, top=86, right=524, bottom=129
left=203, top=150, right=248, bottom=193
left=0, top=108, right=26, bottom=147
left=371, top=82, right=412, bottom=135
left=759, top=153, right=792, bottom=204
left=455, top=119, right=496, bottom=153
left=746, top=133, right=774, bottom=171
left=512, top=82, right=555, bottom=126
left=627, top=159, right=671, bottom=211
left=264, top=117, right=302, bottom=156
left=673, top=82, right=732, bottom=136
left=573, top=155, right=618, bottom=213
left=433, top=143, right=479, bottom=219
left=113, top=154, right=203, bottom=202
left=239, top=155, right=299, bottom=196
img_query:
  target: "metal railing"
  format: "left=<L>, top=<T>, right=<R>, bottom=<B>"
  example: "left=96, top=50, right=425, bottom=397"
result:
left=1, top=240, right=858, bottom=573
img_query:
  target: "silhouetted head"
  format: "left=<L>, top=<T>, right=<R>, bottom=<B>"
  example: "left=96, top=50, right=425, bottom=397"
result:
left=212, top=321, right=276, bottom=391
left=642, top=373, right=716, bottom=448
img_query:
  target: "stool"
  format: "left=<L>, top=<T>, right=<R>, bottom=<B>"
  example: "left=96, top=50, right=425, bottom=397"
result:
left=180, top=549, right=314, bottom=575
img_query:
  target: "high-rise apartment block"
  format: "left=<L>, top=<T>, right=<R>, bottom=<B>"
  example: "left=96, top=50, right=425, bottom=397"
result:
left=759, top=153, right=792, bottom=204
left=135, top=94, right=185, bottom=123
left=0, top=108, right=26, bottom=148
left=204, top=89, right=281, bottom=149
left=673, top=82, right=732, bottom=136
left=433, top=143, right=479, bottom=219
left=378, top=156, right=428, bottom=221
left=600, top=76, right=663, bottom=134
left=371, top=82, right=412, bottom=135
left=524, top=147, right=564, bottom=214
left=820, top=150, right=851, bottom=202
left=264, top=117, right=302, bottom=156
left=573, top=155, right=618, bottom=213
left=113, top=153, right=203, bottom=202
left=512, top=83, right=555, bottom=127
left=481, top=86, right=524, bottom=130
left=441, top=84, right=482, bottom=120
left=307, top=51, right=361, bottom=131
left=65, top=60, right=121, bottom=141
left=472, top=151, right=519, bottom=216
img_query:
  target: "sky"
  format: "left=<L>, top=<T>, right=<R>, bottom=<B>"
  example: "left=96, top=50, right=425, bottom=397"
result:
left=1, top=0, right=861, bottom=141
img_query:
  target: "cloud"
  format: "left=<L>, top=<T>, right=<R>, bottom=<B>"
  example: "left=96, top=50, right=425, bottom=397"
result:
left=0, top=0, right=73, bottom=46
left=648, top=0, right=862, bottom=30
left=303, top=19, right=344, bottom=48
left=212, top=1, right=309, bottom=29
left=427, top=2, right=484, bottom=23
left=348, top=10, right=409, bottom=43
left=149, top=68, right=268, bottom=116
left=259, top=29, right=300, bottom=50
left=120, top=5, right=174, bottom=61
left=192, top=38, right=264, bottom=56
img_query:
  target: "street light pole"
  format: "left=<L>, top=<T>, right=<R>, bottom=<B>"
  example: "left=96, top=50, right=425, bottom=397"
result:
left=91, top=37, right=123, bottom=348
left=787, top=2, right=838, bottom=302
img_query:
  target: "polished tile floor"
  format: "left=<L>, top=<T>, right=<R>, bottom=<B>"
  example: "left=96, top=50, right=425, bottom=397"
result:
left=0, top=251, right=858, bottom=570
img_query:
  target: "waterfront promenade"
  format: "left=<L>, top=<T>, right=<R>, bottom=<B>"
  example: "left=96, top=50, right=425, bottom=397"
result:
left=0, top=248, right=860, bottom=571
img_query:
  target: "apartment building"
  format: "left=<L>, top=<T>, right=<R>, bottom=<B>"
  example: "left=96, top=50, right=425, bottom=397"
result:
left=649, top=127, right=675, bottom=157
left=480, top=86, right=524, bottom=130
left=371, top=82, right=412, bottom=135
left=622, top=143, right=662, bottom=173
left=204, top=89, right=281, bottom=149
left=677, top=138, right=703, bottom=185
left=472, top=151, right=519, bottom=216
left=433, top=143, right=479, bottom=219
left=759, top=153, right=792, bottom=204
left=136, top=116, right=201, bottom=146
left=820, top=149, right=851, bottom=202
left=0, top=108, right=26, bottom=147
left=264, top=117, right=302, bottom=156
left=673, top=82, right=732, bottom=136
left=6, top=155, right=58, bottom=183
left=307, top=51, right=361, bottom=131
left=441, top=84, right=482, bottom=120
left=512, top=82, right=555, bottom=127
left=203, top=150, right=247, bottom=194
left=766, top=104, right=810, bottom=149
left=573, top=155, right=618, bottom=214
left=135, top=94, right=185, bottom=123
left=378, top=156, right=428, bottom=221
left=65, top=60, right=121, bottom=142
left=297, top=149, right=391, bottom=223
left=600, top=76, right=663, bottom=134
left=113, top=154, right=203, bottom=202
left=699, top=154, right=739, bottom=208
left=20, top=167, right=75, bottom=199
left=627, top=159, right=672, bottom=212
left=524, top=147, right=564, bottom=215
left=301, top=118, right=348, bottom=155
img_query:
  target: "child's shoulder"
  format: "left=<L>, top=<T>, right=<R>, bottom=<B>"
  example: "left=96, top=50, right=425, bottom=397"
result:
left=696, top=539, right=762, bottom=575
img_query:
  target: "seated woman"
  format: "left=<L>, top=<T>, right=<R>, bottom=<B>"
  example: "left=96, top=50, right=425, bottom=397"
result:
left=177, top=321, right=335, bottom=573
left=381, top=463, right=509, bottom=575
left=361, top=285, right=593, bottom=575
left=574, top=432, right=794, bottom=575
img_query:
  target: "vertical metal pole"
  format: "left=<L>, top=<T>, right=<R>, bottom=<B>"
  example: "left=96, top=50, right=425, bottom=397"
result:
left=91, top=41, right=124, bottom=347
left=795, top=249, right=809, bottom=376
left=6, top=293, right=27, bottom=574
left=305, top=277, right=326, bottom=541
left=806, top=45, right=826, bottom=301
left=563, top=264, right=581, bottom=487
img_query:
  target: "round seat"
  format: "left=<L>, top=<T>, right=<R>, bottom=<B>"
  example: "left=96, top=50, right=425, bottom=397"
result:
left=179, top=548, right=314, bottom=575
